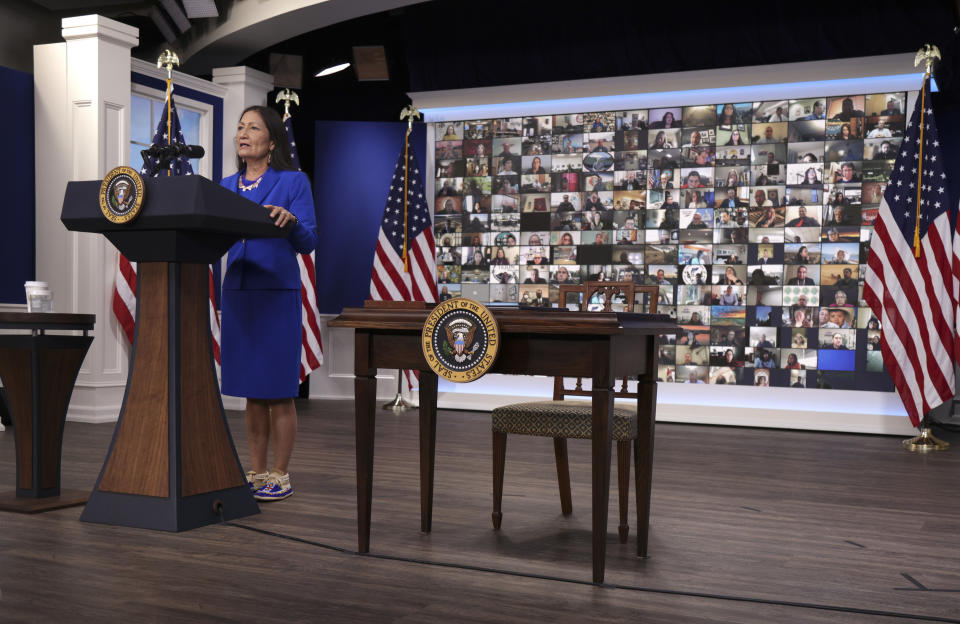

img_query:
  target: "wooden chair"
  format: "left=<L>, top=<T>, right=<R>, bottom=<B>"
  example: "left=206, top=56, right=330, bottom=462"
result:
left=491, top=281, right=659, bottom=554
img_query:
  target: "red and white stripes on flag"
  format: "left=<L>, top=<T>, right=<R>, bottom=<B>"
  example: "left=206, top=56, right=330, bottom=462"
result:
left=369, top=134, right=438, bottom=389
left=298, top=252, right=323, bottom=382
left=112, top=255, right=138, bottom=345
left=953, top=199, right=960, bottom=364
left=112, top=258, right=222, bottom=372
left=864, top=76, right=954, bottom=427
left=282, top=111, right=324, bottom=383
left=370, top=226, right=439, bottom=304
left=208, top=269, right=222, bottom=367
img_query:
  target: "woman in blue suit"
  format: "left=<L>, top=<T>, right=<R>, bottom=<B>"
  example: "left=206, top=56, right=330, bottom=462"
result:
left=220, top=105, right=318, bottom=501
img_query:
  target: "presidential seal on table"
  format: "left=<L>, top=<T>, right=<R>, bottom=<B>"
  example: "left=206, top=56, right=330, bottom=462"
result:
left=422, top=298, right=500, bottom=382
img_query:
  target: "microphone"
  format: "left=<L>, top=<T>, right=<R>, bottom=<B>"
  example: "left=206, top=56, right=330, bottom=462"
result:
left=175, top=144, right=205, bottom=159
left=142, top=144, right=205, bottom=159
left=140, top=144, right=205, bottom=176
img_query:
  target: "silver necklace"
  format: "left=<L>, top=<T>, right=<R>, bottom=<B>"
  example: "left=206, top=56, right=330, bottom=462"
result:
left=238, top=173, right=264, bottom=192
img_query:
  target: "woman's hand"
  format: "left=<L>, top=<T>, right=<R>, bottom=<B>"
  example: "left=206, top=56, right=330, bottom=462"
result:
left=265, top=204, right=297, bottom=228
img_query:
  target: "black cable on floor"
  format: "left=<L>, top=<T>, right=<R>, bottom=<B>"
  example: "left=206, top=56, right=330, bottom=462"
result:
left=225, top=520, right=353, bottom=554
left=222, top=520, right=960, bottom=623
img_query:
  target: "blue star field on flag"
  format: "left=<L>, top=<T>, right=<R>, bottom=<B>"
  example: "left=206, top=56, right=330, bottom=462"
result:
left=381, top=144, right=431, bottom=258
left=140, top=87, right=194, bottom=177
left=884, top=79, right=949, bottom=247
left=284, top=115, right=301, bottom=170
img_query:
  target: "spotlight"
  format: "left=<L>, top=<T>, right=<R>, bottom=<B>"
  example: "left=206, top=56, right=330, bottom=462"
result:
left=315, top=63, right=351, bottom=78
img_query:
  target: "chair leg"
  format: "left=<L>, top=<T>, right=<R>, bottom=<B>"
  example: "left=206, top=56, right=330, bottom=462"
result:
left=553, top=438, right=572, bottom=516
left=492, top=431, right=507, bottom=530
left=617, top=440, right=630, bottom=543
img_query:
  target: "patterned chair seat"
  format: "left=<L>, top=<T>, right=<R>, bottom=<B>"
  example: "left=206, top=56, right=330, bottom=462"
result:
left=491, top=281, right=659, bottom=554
left=492, top=400, right=638, bottom=440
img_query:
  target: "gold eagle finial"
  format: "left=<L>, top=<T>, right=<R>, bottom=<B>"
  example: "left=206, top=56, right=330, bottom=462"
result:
left=915, top=44, right=941, bottom=76
left=275, top=88, right=300, bottom=119
left=400, top=104, right=421, bottom=134
left=156, top=50, right=180, bottom=81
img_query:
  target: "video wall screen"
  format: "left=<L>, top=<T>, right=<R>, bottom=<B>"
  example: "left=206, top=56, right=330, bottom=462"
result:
left=433, top=92, right=910, bottom=390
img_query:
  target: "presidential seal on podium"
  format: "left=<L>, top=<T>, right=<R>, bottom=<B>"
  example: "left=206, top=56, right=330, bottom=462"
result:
left=99, top=166, right=145, bottom=224
left=422, top=298, right=500, bottom=382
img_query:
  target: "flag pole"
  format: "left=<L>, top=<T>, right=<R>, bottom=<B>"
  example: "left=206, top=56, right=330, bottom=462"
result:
left=382, top=372, right=414, bottom=411
left=399, top=105, right=422, bottom=272
left=902, top=44, right=949, bottom=452
left=156, top=50, right=180, bottom=178
left=383, top=105, right=423, bottom=412
left=275, top=89, right=326, bottom=387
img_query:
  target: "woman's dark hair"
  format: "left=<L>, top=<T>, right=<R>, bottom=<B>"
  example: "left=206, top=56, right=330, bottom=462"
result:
left=235, top=105, right=296, bottom=172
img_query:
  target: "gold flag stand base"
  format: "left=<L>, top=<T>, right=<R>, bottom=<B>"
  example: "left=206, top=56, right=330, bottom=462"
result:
left=902, top=427, right=950, bottom=452
left=382, top=393, right=415, bottom=411
left=382, top=370, right=415, bottom=411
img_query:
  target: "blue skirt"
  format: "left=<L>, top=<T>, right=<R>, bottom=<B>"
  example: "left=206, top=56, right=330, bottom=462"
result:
left=221, top=289, right=301, bottom=399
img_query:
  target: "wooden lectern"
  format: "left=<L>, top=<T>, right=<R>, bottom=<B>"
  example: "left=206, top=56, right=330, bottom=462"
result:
left=61, top=175, right=288, bottom=531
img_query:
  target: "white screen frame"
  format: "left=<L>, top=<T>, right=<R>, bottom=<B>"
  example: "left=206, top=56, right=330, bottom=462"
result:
left=410, top=53, right=927, bottom=434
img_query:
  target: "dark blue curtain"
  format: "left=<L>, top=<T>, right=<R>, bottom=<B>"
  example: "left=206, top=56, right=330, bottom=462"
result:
left=313, top=120, right=427, bottom=314
left=0, top=65, right=35, bottom=303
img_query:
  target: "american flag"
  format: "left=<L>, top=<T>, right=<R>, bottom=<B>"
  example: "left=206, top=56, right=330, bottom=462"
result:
left=864, top=76, right=954, bottom=427
left=282, top=112, right=324, bottom=382
left=113, top=84, right=222, bottom=369
left=370, top=136, right=438, bottom=387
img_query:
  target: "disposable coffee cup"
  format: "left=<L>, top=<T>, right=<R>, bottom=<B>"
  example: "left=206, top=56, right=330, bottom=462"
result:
left=24, top=281, right=53, bottom=313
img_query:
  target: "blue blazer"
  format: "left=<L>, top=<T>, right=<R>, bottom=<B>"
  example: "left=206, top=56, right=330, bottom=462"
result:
left=220, top=168, right=319, bottom=290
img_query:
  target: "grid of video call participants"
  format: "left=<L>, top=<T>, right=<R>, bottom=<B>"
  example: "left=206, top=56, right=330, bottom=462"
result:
left=433, top=93, right=909, bottom=390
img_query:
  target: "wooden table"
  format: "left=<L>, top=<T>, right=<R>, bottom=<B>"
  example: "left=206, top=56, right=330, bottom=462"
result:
left=0, top=312, right=94, bottom=513
left=329, top=305, right=675, bottom=583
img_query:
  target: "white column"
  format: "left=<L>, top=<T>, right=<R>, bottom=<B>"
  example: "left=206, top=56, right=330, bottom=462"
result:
left=34, top=15, right=138, bottom=422
left=211, top=66, right=274, bottom=178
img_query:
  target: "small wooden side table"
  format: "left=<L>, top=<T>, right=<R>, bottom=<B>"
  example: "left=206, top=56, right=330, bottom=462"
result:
left=0, top=312, right=94, bottom=513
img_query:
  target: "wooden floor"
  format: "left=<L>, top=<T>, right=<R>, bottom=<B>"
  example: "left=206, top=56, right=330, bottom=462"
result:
left=1, top=400, right=959, bottom=623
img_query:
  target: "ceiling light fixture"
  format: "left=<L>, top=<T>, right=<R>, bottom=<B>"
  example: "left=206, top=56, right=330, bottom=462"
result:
left=181, top=0, right=219, bottom=18
left=315, top=62, right=351, bottom=78
left=159, top=0, right=191, bottom=33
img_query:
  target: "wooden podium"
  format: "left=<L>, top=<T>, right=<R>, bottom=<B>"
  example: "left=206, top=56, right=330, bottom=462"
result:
left=61, top=175, right=288, bottom=531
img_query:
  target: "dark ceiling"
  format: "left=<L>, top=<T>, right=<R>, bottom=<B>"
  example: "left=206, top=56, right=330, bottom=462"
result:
left=28, top=1, right=960, bottom=120
left=23, top=0, right=209, bottom=58
left=31, top=1, right=957, bottom=177
left=232, top=0, right=960, bottom=177
left=236, top=0, right=960, bottom=120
